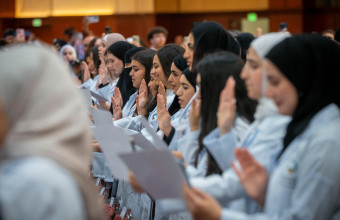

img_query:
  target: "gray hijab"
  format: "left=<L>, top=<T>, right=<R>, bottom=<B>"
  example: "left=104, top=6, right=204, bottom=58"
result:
left=0, top=45, right=105, bottom=220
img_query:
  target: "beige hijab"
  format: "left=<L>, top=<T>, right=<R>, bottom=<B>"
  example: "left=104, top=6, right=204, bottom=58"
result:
left=0, top=45, right=105, bottom=220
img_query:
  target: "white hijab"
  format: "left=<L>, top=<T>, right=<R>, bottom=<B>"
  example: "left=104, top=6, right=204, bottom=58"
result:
left=0, top=45, right=105, bottom=220
left=250, top=32, right=291, bottom=120
left=59, top=44, right=77, bottom=60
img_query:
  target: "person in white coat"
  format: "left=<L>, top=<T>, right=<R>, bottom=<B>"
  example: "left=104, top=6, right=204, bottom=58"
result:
left=183, top=35, right=340, bottom=220
left=188, top=32, right=291, bottom=214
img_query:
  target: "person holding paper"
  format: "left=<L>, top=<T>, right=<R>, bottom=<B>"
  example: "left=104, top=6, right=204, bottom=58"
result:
left=0, top=45, right=105, bottom=220
left=112, top=49, right=156, bottom=119
left=183, top=35, right=340, bottom=220
left=157, top=68, right=196, bottom=149
left=143, top=44, right=185, bottom=129
left=98, top=41, right=136, bottom=111
left=187, top=32, right=291, bottom=214
left=114, top=44, right=185, bottom=132
left=178, top=51, right=257, bottom=178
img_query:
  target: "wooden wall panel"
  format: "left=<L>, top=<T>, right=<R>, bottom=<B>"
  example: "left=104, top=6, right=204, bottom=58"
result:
left=303, top=9, right=340, bottom=33
left=15, top=0, right=50, bottom=17
left=179, top=0, right=268, bottom=12
left=0, top=14, right=155, bottom=45
left=0, top=0, right=15, bottom=17
left=136, top=0, right=154, bottom=13
left=269, top=0, right=302, bottom=9
left=155, top=0, right=178, bottom=13
left=268, top=12, right=303, bottom=33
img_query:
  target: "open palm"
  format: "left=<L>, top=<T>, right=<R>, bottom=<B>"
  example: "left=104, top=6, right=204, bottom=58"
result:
left=217, top=76, right=236, bottom=135
left=157, top=94, right=172, bottom=136
left=232, top=148, right=268, bottom=206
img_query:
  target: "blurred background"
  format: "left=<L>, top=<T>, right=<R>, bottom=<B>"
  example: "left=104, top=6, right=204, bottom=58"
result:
left=0, top=0, right=339, bottom=47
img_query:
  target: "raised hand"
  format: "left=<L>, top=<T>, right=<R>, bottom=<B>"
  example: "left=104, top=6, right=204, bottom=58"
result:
left=111, top=90, right=123, bottom=120
left=81, top=61, right=91, bottom=83
left=182, top=184, right=222, bottom=220
left=96, top=57, right=109, bottom=88
left=113, top=87, right=123, bottom=108
left=158, top=82, right=167, bottom=106
left=157, top=94, right=172, bottom=136
left=113, top=105, right=122, bottom=120
left=231, top=148, right=268, bottom=206
left=189, top=98, right=201, bottom=131
left=217, top=76, right=237, bottom=135
left=136, top=79, right=148, bottom=116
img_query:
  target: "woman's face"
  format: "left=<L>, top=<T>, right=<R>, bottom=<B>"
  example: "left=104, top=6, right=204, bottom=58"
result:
left=86, top=52, right=96, bottom=74
left=240, top=47, right=263, bottom=100
left=106, top=52, right=124, bottom=77
left=62, top=48, right=75, bottom=62
left=105, top=53, right=122, bottom=79
left=0, top=103, right=9, bottom=146
left=150, top=55, right=169, bottom=88
left=148, top=75, right=158, bottom=96
left=168, top=62, right=182, bottom=93
left=176, top=75, right=195, bottom=109
left=265, top=60, right=298, bottom=115
left=183, top=33, right=194, bottom=71
left=130, top=59, right=146, bottom=88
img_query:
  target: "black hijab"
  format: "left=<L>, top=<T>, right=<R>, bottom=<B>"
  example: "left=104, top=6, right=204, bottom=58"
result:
left=173, top=54, right=188, bottom=72
left=236, top=32, right=255, bottom=61
left=191, top=21, right=240, bottom=72
left=182, top=68, right=196, bottom=90
left=124, top=47, right=146, bottom=64
left=266, top=35, right=340, bottom=158
left=107, top=41, right=136, bottom=106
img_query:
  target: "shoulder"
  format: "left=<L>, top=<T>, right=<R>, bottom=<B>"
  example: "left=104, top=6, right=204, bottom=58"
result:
left=0, top=157, right=85, bottom=220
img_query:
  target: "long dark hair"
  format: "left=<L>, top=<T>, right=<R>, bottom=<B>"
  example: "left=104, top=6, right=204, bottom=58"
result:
left=156, top=43, right=185, bottom=79
left=196, top=51, right=257, bottom=176
left=131, top=50, right=155, bottom=88
left=90, top=47, right=101, bottom=71
left=131, top=49, right=156, bottom=116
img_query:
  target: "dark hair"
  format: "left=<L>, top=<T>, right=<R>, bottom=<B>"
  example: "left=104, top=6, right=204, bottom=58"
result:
left=53, top=38, right=67, bottom=48
left=147, top=26, right=168, bottom=41
left=131, top=50, right=156, bottom=88
left=89, top=47, right=101, bottom=71
left=334, top=26, right=340, bottom=42
left=131, top=50, right=156, bottom=116
left=236, top=33, right=255, bottom=61
left=0, top=40, right=8, bottom=49
left=196, top=51, right=257, bottom=176
left=156, top=43, right=185, bottom=79
left=191, top=21, right=240, bottom=73
left=173, top=54, right=188, bottom=71
left=64, top=27, right=76, bottom=38
left=2, top=29, right=16, bottom=38
left=88, top=37, right=100, bottom=52
left=125, top=47, right=146, bottom=64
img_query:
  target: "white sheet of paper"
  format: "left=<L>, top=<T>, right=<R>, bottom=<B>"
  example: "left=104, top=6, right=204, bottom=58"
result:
left=131, top=133, right=156, bottom=151
left=80, top=88, right=93, bottom=106
left=140, top=117, right=168, bottom=150
left=89, top=108, right=113, bottom=126
left=90, top=90, right=108, bottom=102
left=94, top=124, right=132, bottom=180
left=119, top=150, right=187, bottom=199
